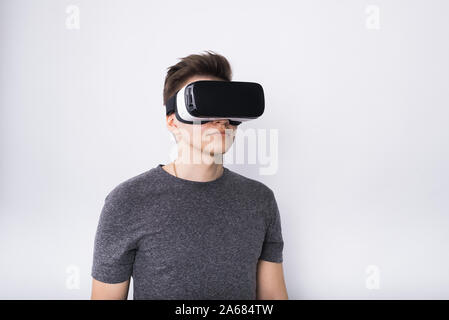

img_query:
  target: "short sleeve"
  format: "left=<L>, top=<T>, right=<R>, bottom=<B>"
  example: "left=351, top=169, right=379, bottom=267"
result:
left=259, top=191, right=284, bottom=263
left=91, top=191, right=138, bottom=283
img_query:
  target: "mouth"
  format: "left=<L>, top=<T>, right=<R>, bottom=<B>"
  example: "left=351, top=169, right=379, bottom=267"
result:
left=207, top=130, right=230, bottom=136
left=209, top=133, right=228, bottom=138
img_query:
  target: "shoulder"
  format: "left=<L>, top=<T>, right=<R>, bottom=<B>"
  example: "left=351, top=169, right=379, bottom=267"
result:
left=225, top=168, right=276, bottom=200
left=104, top=167, right=159, bottom=205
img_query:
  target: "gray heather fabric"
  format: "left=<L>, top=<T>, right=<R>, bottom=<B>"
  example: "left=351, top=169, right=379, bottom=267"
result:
left=91, top=163, right=284, bottom=300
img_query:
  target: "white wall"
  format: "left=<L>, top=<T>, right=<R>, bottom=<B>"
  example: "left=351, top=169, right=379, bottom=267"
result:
left=1, top=0, right=448, bottom=299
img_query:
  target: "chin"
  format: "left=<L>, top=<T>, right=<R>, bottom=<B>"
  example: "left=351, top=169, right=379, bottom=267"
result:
left=213, top=141, right=234, bottom=153
left=202, top=145, right=230, bottom=157
left=207, top=148, right=226, bottom=156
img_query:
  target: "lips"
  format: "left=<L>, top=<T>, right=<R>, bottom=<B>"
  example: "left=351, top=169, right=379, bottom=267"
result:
left=207, top=130, right=227, bottom=136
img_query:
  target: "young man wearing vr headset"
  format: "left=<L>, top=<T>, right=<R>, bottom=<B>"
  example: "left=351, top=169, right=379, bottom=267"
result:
left=91, top=51, right=288, bottom=300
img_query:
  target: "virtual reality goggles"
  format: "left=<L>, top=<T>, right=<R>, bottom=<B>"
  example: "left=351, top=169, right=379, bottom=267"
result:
left=164, top=80, right=265, bottom=125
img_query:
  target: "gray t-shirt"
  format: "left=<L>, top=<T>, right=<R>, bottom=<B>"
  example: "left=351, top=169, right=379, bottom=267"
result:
left=91, top=163, right=284, bottom=300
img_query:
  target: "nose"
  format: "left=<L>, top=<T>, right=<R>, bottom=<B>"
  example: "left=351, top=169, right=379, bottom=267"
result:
left=213, top=119, right=230, bottom=125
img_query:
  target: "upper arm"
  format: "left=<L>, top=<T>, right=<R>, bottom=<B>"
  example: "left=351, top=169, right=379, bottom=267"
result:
left=91, top=278, right=130, bottom=300
left=256, top=260, right=288, bottom=300
left=91, top=189, right=139, bottom=297
left=259, top=190, right=284, bottom=263
left=256, top=190, right=287, bottom=299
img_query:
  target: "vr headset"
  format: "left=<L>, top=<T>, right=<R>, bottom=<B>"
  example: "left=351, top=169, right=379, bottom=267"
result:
left=164, top=80, right=265, bottom=125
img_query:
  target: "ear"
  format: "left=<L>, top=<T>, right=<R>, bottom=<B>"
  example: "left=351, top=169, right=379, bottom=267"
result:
left=166, top=114, right=180, bottom=143
left=166, top=113, right=178, bottom=130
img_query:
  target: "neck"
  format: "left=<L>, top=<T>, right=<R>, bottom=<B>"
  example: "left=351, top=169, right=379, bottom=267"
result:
left=166, top=143, right=224, bottom=182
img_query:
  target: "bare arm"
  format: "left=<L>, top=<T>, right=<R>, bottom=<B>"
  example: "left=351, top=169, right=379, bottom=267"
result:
left=91, top=278, right=130, bottom=300
left=256, top=260, right=288, bottom=300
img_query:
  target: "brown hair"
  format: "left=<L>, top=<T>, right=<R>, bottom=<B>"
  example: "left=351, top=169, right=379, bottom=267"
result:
left=163, top=50, right=233, bottom=106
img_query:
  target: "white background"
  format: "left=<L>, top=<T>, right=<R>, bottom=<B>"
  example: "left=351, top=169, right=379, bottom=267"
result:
left=1, top=0, right=448, bottom=299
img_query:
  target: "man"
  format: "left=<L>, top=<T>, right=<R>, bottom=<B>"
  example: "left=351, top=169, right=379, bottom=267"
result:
left=91, top=50, right=288, bottom=300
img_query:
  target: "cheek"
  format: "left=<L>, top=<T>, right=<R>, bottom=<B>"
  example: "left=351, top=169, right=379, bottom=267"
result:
left=201, top=132, right=215, bottom=145
left=197, top=126, right=237, bottom=145
left=199, top=127, right=216, bottom=142
left=180, top=128, right=192, bottom=142
left=184, top=126, right=209, bottom=145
